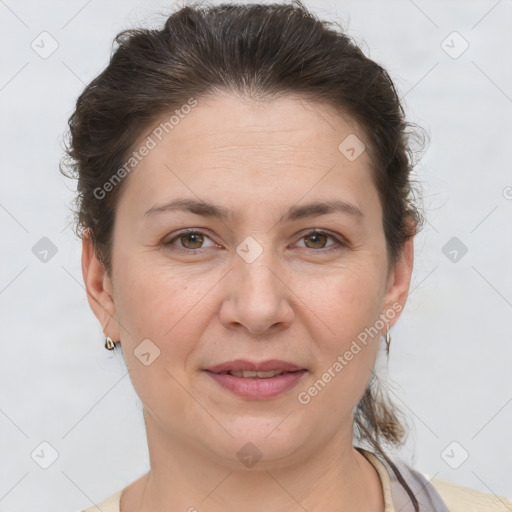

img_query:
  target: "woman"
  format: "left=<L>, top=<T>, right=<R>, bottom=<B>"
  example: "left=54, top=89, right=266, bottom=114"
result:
left=60, top=1, right=512, bottom=511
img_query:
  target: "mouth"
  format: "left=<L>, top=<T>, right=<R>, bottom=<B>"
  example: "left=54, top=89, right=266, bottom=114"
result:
left=205, top=358, right=306, bottom=374
left=212, top=369, right=299, bottom=379
left=203, top=359, right=307, bottom=399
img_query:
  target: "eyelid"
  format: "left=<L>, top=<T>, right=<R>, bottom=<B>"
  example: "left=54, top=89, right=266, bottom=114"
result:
left=163, top=228, right=347, bottom=253
left=164, top=229, right=218, bottom=250
left=293, top=228, right=347, bottom=251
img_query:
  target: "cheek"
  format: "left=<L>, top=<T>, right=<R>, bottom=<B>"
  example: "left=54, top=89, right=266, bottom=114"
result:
left=308, top=257, right=385, bottom=337
left=112, top=262, right=205, bottom=414
left=112, top=256, right=229, bottom=396
left=302, top=259, right=384, bottom=397
left=114, top=255, right=205, bottom=339
left=115, top=245, right=386, bottom=354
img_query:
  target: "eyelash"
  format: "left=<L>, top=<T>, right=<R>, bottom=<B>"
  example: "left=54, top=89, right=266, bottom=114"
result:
left=163, top=229, right=347, bottom=254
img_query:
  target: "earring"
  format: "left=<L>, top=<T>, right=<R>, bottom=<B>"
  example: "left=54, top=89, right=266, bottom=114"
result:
left=105, top=336, right=116, bottom=350
left=385, top=322, right=391, bottom=356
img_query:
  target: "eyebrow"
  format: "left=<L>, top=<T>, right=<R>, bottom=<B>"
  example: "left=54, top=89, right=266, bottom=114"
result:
left=143, top=198, right=364, bottom=222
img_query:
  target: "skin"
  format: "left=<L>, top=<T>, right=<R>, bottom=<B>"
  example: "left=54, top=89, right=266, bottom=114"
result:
left=82, top=92, right=414, bottom=512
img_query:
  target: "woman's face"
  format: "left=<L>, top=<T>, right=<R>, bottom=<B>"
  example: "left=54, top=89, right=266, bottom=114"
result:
left=84, top=92, right=413, bottom=469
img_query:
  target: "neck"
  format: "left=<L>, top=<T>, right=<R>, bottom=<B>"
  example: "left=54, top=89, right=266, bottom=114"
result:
left=121, top=410, right=385, bottom=512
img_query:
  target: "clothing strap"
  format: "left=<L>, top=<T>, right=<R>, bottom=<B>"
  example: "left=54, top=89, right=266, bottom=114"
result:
left=380, top=454, right=450, bottom=512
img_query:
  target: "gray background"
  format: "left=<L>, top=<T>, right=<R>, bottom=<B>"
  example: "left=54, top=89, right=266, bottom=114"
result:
left=1, top=0, right=511, bottom=510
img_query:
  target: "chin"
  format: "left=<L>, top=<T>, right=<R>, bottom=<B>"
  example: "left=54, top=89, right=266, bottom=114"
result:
left=202, top=419, right=313, bottom=470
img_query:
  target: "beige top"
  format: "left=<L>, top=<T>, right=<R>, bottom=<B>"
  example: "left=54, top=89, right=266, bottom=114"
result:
left=79, top=448, right=512, bottom=512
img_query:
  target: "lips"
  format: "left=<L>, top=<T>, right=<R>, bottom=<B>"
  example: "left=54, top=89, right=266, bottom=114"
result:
left=203, top=359, right=307, bottom=399
left=205, top=359, right=305, bottom=375
left=224, top=369, right=286, bottom=378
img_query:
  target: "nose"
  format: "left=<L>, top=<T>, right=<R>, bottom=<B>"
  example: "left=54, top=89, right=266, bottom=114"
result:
left=218, top=254, right=295, bottom=336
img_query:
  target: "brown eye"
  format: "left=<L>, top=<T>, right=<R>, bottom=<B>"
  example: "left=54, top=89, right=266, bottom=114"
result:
left=164, top=230, right=215, bottom=252
left=178, top=232, right=204, bottom=249
left=300, top=231, right=348, bottom=254
left=163, top=229, right=345, bottom=254
left=303, top=232, right=329, bottom=249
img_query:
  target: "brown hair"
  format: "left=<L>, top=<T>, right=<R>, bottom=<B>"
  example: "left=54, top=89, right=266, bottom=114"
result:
left=60, top=1, right=425, bottom=508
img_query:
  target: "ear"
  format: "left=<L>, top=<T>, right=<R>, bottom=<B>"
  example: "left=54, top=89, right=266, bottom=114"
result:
left=81, top=229, right=120, bottom=342
left=381, top=232, right=415, bottom=328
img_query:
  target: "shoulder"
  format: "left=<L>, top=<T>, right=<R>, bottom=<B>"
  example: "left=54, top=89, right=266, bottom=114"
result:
left=430, top=476, right=512, bottom=512
left=78, top=489, right=122, bottom=512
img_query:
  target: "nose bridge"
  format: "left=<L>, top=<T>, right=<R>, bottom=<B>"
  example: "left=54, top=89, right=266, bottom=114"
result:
left=222, top=235, right=293, bottom=333
left=234, top=236, right=282, bottom=299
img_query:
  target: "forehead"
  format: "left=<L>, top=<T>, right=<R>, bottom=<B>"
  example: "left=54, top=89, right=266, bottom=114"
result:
left=146, top=92, right=365, bottom=155
left=116, top=92, right=378, bottom=222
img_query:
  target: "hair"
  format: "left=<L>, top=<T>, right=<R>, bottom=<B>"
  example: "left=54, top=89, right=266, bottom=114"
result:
left=60, top=1, right=426, bottom=509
